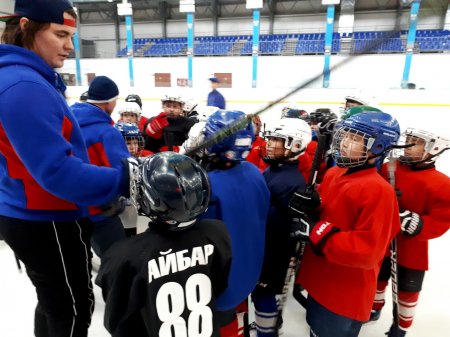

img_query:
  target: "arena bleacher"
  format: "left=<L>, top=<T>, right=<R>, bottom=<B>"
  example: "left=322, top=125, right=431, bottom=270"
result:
left=117, top=29, right=449, bottom=57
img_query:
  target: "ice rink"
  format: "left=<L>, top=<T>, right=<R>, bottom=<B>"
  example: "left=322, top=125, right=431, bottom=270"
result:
left=1, top=216, right=450, bottom=337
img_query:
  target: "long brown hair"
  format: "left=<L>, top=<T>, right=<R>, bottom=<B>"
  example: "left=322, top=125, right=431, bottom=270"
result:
left=1, top=8, right=77, bottom=49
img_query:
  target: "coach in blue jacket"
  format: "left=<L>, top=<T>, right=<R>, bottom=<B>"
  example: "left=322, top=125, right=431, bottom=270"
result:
left=207, top=77, right=226, bottom=109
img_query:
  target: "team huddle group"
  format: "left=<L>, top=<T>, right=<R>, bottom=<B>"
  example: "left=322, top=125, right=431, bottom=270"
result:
left=0, top=1, right=449, bottom=337
left=74, top=79, right=450, bottom=337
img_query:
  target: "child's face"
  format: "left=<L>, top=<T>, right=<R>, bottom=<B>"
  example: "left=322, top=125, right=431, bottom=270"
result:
left=404, top=135, right=426, bottom=161
left=345, top=101, right=361, bottom=109
left=340, top=131, right=366, bottom=160
left=266, top=137, right=286, bottom=159
left=121, top=112, right=139, bottom=124
left=309, top=122, right=319, bottom=131
left=163, top=101, right=183, bottom=116
left=127, top=139, right=141, bottom=157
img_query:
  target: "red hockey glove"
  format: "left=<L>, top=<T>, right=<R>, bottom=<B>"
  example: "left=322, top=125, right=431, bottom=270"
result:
left=290, top=218, right=339, bottom=255
left=146, top=113, right=169, bottom=139
left=309, top=220, right=340, bottom=255
left=399, top=210, right=423, bottom=237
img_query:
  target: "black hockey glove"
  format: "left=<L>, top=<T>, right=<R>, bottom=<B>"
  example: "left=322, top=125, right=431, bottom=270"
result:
left=399, top=210, right=423, bottom=237
left=317, top=116, right=338, bottom=136
left=289, top=189, right=321, bottom=217
left=100, top=196, right=127, bottom=217
left=290, top=217, right=339, bottom=255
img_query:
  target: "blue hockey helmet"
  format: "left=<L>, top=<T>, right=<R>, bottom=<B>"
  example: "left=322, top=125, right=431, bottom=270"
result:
left=139, top=152, right=211, bottom=230
left=204, top=110, right=254, bottom=161
left=115, top=122, right=144, bottom=157
left=115, top=122, right=141, bottom=137
left=331, top=111, right=400, bottom=168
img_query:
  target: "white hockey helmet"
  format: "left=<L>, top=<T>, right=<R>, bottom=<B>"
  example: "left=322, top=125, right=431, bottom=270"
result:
left=161, top=94, right=185, bottom=106
left=344, top=95, right=368, bottom=106
left=118, top=101, right=141, bottom=117
left=264, top=118, right=312, bottom=156
left=398, top=128, right=450, bottom=164
left=183, top=98, right=198, bottom=114
left=195, top=105, right=220, bottom=122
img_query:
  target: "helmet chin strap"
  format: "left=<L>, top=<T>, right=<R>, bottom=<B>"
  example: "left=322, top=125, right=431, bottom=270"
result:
left=401, top=147, right=449, bottom=166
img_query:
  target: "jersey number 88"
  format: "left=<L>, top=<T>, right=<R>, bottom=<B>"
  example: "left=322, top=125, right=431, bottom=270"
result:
left=156, top=273, right=213, bottom=337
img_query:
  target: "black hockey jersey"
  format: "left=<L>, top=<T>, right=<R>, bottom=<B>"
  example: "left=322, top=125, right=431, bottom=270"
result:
left=96, top=219, right=232, bottom=337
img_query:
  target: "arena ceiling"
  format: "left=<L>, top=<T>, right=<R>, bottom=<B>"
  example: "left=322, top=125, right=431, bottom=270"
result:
left=72, top=0, right=449, bottom=24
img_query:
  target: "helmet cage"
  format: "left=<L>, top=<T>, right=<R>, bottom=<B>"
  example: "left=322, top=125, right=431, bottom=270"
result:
left=125, top=135, right=144, bottom=157
left=115, top=122, right=144, bottom=157
left=331, top=126, right=374, bottom=168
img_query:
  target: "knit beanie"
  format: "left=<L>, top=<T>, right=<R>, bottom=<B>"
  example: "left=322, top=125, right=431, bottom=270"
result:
left=87, top=76, right=119, bottom=103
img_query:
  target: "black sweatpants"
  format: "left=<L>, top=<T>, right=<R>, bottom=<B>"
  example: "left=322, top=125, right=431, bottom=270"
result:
left=0, top=215, right=94, bottom=337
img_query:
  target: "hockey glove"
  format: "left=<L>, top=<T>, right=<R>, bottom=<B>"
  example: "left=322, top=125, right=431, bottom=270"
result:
left=317, top=116, right=338, bottom=136
left=122, top=157, right=143, bottom=211
left=399, top=210, right=423, bottom=237
left=289, top=189, right=321, bottom=216
left=309, top=220, right=340, bottom=255
left=146, top=113, right=169, bottom=139
left=100, top=196, right=127, bottom=217
left=290, top=217, right=339, bottom=255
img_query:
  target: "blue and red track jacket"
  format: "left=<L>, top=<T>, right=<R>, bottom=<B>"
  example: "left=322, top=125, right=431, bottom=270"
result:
left=71, top=102, right=130, bottom=219
left=0, top=45, right=125, bottom=221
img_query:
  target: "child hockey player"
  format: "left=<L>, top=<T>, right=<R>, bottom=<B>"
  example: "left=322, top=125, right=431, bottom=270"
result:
left=369, top=128, right=450, bottom=337
left=190, top=109, right=270, bottom=337
left=252, top=117, right=312, bottom=337
left=97, top=152, right=232, bottom=337
left=289, top=111, right=401, bottom=337
left=246, top=115, right=269, bottom=172
left=114, top=122, right=146, bottom=237
left=141, top=95, right=198, bottom=153
left=117, top=101, right=141, bottom=125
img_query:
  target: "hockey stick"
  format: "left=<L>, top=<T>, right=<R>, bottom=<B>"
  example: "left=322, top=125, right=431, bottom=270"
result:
left=185, top=20, right=404, bottom=158
left=289, top=133, right=328, bottom=309
left=388, top=150, right=400, bottom=330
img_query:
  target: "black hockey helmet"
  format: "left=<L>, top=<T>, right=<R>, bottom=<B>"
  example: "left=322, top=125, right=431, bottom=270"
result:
left=309, top=108, right=337, bottom=124
left=125, top=94, right=143, bottom=109
left=139, top=152, right=211, bottom=230
left=79, top=91, right=89, bottom=102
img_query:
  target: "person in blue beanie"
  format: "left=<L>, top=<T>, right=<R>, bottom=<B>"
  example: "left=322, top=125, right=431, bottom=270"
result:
left=71, top=76, right=129, bottom=258
left=0, top=1, right=138, bottom=336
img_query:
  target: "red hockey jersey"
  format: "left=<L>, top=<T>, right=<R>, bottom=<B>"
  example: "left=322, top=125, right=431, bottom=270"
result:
left=380, top=163, right=450, bottom=270
left=298, top=166, right=400, bottom=321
